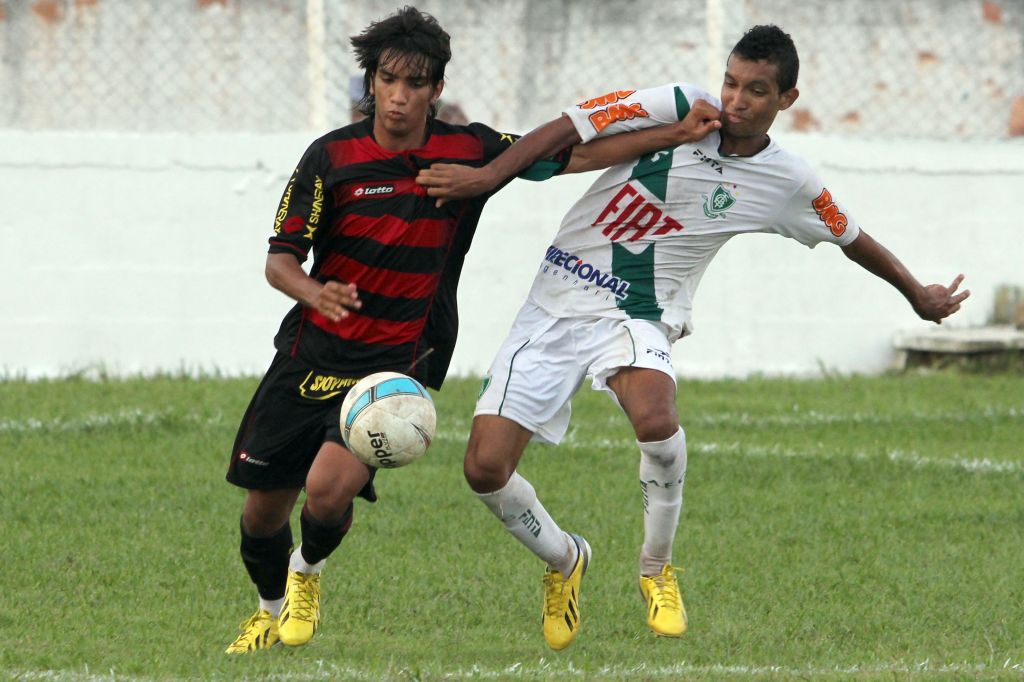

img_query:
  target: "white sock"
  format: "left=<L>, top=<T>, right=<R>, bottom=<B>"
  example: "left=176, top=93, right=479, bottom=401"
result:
left=477, top=471, right=576, bottom=575
left=259, top=596, right=284, bottom=617
left=289, top=545, right=326, bottom=575
left=638, top=427, right=687, bottom=576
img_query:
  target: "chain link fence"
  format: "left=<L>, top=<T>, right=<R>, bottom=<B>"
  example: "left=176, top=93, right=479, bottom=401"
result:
left=1, top=0, right=1022, bottom=138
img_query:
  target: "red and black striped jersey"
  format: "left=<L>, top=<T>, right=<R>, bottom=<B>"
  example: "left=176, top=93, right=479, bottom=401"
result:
left=268, top=116, right=570, bottom=389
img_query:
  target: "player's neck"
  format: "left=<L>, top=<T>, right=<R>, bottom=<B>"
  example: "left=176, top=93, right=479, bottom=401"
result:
left=718, top=133, right=770, bottom=157
left=372, top=118, right=430, bottom=152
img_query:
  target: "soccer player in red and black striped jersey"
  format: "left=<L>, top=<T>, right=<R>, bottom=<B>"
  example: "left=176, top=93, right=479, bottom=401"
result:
left=223, top=6, right=710, bottom=653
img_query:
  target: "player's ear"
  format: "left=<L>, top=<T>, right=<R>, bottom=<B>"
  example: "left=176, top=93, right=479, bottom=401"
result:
left=430, top=80, right=444, bottom=106
left=779, top=87, right=799, bottom=111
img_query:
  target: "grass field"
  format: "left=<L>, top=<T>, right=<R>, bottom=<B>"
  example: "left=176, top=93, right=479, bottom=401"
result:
left=1, top=371, right=1022, bottom=681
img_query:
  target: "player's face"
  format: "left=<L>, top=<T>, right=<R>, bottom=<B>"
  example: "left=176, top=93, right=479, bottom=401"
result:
left=719, top=55, right=798, bottom=154
left=371, top=51, right=443, bottom=151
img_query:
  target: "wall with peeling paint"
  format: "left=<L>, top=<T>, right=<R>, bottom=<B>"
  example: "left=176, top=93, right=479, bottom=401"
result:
left=1, top=130, right=1021, bottom=379
left=2, top=0, right=1022, bottom=138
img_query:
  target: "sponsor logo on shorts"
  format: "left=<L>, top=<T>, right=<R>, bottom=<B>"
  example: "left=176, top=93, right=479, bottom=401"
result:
left=239, top=452, right=269, bottom=467
left=542, top=245, right=631, bottom=299
left=354, top=184, right=394, bottom=198
left=299, top=371, right=359, bottom=400
left=646, top=347, right=671, bottom=364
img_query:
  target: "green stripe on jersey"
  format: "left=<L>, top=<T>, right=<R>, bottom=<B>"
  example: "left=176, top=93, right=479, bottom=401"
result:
left=674, top=85, right=690, bottom=119
left=613, top=242, right=663, bottom=321
left=627, top=87, right=688, bottom=202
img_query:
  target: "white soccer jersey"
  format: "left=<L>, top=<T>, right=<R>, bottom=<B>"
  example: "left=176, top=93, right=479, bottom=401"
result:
left=527, top=83, right=861, bottom=341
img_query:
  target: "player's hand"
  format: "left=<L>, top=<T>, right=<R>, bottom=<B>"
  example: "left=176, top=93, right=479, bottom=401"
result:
left=913, top=274, right=970, bottom=323
left=416, top=163, right=497, bottom=207
left=316, top=280, right=361, bottom=322
left=666, top=99, right=722, bottom=144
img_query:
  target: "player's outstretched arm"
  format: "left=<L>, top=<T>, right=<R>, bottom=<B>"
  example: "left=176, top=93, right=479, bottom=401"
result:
left=565, top=99, right=721, bottom=173
left=417, top=100, right=721, bottom=205
left=840, top=230, right=970, bottom=324
left=416, top=115, right=582, bottom=205
left=265, top=252, right=361, bottom=323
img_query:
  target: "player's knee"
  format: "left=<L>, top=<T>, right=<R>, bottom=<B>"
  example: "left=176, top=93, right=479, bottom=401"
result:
left=632, top=410, right=680, bottom=444
left=304, top=475, right=356, bottom=522
left=463, top=447, right=511, bottom=494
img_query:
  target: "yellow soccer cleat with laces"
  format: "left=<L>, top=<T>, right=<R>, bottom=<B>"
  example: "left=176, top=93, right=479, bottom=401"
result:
left=225, top=608, right=279, bottom=654
left=639, top=563, right=687, bottom=637
left=541, top=533, right=591, bottom=651
left=278, top=571, right=321, bottom=646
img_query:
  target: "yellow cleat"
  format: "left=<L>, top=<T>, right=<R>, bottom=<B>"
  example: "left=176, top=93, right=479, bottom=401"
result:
left=639, top=563, right=687, bottom=637
left=542, top=534, right=591, bottom=651
left=278, top=571, right=321, bottom=646
left=225, top=609, right=279, bottom=654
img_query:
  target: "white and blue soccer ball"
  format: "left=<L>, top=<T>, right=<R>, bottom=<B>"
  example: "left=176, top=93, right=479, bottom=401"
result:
left=340, top=372, right=436, bottom=468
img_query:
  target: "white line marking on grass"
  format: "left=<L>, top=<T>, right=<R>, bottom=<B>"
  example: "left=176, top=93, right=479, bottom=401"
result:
left=5, top=410, right=1020, bottom=475
left=553, top=433, right=1024, bottom=475
left=0, top=409, right=222, bottom=433
left=10, top=659, right=1023, bottom=680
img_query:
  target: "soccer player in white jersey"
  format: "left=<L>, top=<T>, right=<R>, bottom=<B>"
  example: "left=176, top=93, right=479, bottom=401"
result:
left=417, top=25, right=969, bottom=650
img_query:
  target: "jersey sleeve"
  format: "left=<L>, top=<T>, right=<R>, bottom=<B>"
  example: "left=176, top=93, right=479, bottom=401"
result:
left=563, top=83, right=717, bottom=144
left=468, top=122, right=572, bottom=182
left=771, top=164, right=861, bottom=248
left=268, top=140, right=331, bottom=263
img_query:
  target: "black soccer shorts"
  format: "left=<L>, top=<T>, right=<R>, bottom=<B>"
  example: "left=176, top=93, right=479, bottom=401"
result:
left=226, top=352, right=377, bottom=501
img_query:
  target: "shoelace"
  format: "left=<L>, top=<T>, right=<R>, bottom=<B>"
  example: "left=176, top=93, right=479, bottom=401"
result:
left=650, top=570, right=682, bottom=611
left=542, top=571, right=569, bottom=618
left=227, top=612, right=270, bottom=650
left=288, top=575, right=319, bottom=620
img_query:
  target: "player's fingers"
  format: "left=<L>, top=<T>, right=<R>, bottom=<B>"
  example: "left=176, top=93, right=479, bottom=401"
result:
left=947, top=273, right=965, bottom=293
left=435, top=197, right=448, bottom=208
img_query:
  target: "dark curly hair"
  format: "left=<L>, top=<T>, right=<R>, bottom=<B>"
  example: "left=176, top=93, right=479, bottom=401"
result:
left=350, top=6, right=452, bottom=118
left=730, top=25, right=799, bottom=92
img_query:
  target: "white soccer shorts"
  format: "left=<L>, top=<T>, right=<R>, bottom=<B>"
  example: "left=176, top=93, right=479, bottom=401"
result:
left=475, top=299, right=676, bottom=445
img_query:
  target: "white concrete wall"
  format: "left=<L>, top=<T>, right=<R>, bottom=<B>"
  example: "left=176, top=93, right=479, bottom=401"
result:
left=2, top=131, right=1021, bottom=380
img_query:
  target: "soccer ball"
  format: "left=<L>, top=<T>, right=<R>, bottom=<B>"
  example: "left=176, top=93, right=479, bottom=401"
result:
left=340, top=372, right=436, bottom=469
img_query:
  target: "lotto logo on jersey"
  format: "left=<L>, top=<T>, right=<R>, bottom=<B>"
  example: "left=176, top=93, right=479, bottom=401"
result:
left=354, top=184, right=395, bottom=197
left=811, top=188, right=848, bottom=237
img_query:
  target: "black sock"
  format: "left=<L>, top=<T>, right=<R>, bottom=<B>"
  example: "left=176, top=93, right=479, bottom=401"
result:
left=299, top=503, right=353, bottom=565
left=239, top=517, right=292, bottom=600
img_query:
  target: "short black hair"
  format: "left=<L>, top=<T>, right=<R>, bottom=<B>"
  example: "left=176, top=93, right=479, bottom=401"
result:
left=730, top=25, right=799, bottom=92
left=350, top=6, right=452, bottom=118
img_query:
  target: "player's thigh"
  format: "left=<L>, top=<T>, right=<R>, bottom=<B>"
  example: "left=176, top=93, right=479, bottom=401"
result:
left=475, top=302, right=587, bottom=445
left=590, top=320, right=679, bottom=442
left=305, top=441, right=372, bottom=523
left=227, top=353, right=346, bottom=491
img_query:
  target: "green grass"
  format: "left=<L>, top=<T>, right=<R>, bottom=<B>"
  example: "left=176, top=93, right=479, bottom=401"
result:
left=1, top=372, right=1022, bottom=680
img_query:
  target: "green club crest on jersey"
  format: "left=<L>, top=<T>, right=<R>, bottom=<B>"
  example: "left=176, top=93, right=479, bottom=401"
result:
left=702, top=184, right=736, bottom=219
